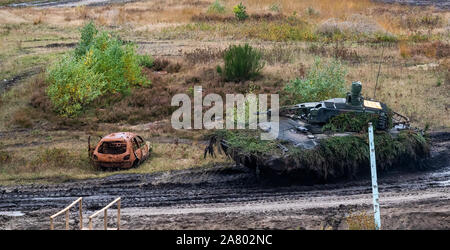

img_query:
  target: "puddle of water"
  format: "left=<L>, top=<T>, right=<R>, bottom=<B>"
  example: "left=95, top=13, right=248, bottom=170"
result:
left=435, top=180, right=450, bottom=187
left=0, top=211, right=25, bottom=217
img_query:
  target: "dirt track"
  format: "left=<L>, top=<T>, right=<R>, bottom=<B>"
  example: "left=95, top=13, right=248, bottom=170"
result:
left=0, top=132, right=448, bottom=230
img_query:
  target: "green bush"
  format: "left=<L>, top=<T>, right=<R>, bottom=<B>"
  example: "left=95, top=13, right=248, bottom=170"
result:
left=74, top=21, right=97, bottom=58
left=284, top=58, right=347, bottom=103
left=46, top=22, right=150, bottom=116
left=221, top=43, right=264, bottom=82
left=207, top=0, right=226, bottom=14
left=233, top=2, right=248, bottom=21
left=138, top=54, right=154, bottom=68
left=374, top=32, right=398, bottom=43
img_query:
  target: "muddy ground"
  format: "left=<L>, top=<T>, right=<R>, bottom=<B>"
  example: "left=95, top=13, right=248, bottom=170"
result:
left=0, top=132, right=448, bottom=230
left=0, top=0, right=449, bottom=230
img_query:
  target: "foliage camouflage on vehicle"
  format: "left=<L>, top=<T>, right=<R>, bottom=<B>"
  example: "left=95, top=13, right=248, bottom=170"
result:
left=206, top=82, right=426, bottom=183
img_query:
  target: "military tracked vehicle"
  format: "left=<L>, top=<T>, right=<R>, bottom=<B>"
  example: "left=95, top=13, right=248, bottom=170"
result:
left=266, top=81, right=409, bottom=133
left=205, top=82, right=428, bottom=183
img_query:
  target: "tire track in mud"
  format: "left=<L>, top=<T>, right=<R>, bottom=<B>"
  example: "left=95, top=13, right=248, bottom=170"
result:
left=0, top=160, right=449, bottom=213
left=0, top=132, right=448, bottom=219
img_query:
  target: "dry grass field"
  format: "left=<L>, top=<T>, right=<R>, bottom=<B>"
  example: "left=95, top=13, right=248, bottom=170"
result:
left=0, top=0, right=449, bottom=184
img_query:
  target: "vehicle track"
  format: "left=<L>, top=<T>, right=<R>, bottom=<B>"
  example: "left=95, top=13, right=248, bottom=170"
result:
left=0, top=132, right=449, bottom=212
left=0, top=132, right=448, bottom=229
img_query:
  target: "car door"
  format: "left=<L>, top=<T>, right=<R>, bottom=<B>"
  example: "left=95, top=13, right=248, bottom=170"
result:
left=132, top=137, right=142, bottom=161
left=137, top=136, right=149, bottom=159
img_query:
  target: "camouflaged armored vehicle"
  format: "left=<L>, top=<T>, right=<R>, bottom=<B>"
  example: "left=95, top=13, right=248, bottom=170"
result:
left=206, top=82, right=429, bottom=183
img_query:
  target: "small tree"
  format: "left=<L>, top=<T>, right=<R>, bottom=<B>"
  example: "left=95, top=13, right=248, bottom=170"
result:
left=46, top=22, right=149, bottom=116
left=219, top=44, right=264, bottom=82
left=233, top=2, right=248, bottom=21
left=207, top=0, right=226, bottom=14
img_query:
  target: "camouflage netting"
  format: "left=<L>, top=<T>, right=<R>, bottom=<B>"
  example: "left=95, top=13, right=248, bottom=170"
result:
left=211, top=129, right=430, bottom=183
left=322, top=111, right=393, bottom=133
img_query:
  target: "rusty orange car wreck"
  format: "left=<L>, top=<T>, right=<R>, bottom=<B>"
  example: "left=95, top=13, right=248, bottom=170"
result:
left=88, top=132, right=150, bottom=169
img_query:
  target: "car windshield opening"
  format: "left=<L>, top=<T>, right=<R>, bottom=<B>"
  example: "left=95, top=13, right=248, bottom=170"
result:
left=98, top=141, right=127, bottom=154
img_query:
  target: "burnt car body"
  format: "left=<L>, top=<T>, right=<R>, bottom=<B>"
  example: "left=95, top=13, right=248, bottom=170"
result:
left=89, top=132, right=150, bottom=169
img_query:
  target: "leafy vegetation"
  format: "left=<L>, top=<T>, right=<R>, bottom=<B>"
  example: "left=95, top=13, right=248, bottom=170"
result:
left=233, top=2, right=249, bottom=21
left=207, top=0, right=226, bottom=14
left=214, top=129, right=430, bottom=181
left=346, top=211, right=376, bottom=230
left=46, top=22, right=150, bottom=116
left=218, top=44, right=264, bottom=82
left=214, top=130, right=280, bottom=155
left=138, top=54, right=154, bottom=68
left=284, top=58, right=347, bottom=103
left=322, top=112, right=390, bottom=133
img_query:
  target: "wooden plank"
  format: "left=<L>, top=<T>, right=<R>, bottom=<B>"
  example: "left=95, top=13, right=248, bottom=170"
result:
left=65, top=210, right=69, bottom=230
left=79, top=200, right=83, bottom=230
left=104, top=210, right=107, bottom=230
left=87, top=197, right=121, bottom=230
left=50, top=197, right=82, bottom=219
left=117, top=199, right=121, bottom=230
left=89, top=197, right=121, bottom=219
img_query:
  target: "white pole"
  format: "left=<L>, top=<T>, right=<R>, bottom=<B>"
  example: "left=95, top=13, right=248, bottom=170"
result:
left=368, top=122, right=381, bottom=230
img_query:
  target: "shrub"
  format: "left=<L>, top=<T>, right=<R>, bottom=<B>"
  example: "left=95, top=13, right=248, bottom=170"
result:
left=221, top=44, right=264, bottom=82
left=346, top=211, right=376, bottom=230
left=46, top=22, right=149, bottom=116
left=269, top=3, right=281, bottom=13
left=46, top=55, right=107, bottom=116
left=207, top=0, right=226, bottom=14
left=284, top=58, right=347, bottom=103
left=0, top=150, right=11, bottom=165
left=74, top=21, right=97, bottom=58
left=409, top=32, right=430, bottom=42
left=306, top=6, right=320, bottom=17
left=233, top=2, right=248, bottom=21
left=138, top=54, right=154, bottom=68
left=11, top=109, right=33, bottom=129
left=374, top=32, right=398, bottom=43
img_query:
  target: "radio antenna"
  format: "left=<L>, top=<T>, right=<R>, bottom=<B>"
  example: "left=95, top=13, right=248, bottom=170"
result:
left=373, top=45, right=385, bottom=99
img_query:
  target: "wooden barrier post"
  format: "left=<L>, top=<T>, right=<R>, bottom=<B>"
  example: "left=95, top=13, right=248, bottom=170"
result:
left=49, top=197, right=83, bottom=230
left=79, top=198, right=83, bottom=230
left=88, top=197, right=121, bottom=230
left=117, top=199, right=121, bottom=230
